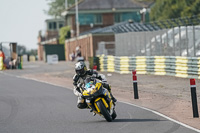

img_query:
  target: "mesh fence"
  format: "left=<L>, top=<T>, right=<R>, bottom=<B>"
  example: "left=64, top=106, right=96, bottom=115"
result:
left=115, top=25, right=200, bottom=57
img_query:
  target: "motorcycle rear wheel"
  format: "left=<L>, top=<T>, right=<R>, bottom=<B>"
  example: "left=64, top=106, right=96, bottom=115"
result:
left=96, top=100, right=112, bottom=122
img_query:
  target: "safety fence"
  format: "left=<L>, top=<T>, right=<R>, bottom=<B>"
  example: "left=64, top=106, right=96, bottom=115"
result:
left=99, top=55, right=200, bottom=79
left=115, top=25, right=200, bottom=57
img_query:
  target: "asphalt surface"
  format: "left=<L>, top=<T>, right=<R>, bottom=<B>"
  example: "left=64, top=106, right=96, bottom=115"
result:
left=0, top=62, right=199, bottom=133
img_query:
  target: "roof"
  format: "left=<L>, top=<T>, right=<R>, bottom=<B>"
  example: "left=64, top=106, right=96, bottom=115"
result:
left=80, top=21, right=161, bottom=35
left=45, top=18, right=65, bottom=22
left=112, top=21, right=161, bottom=33
left=68, top=0, right=154, bottom=11
left=79, top=22, right=127, bottom=35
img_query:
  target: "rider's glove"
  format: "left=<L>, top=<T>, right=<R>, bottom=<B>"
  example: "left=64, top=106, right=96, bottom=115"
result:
left=92, top=73, right=97, bottom=78
left=97, top=75, right=102, bottom=80
left=81, top=94, right=84, bottom=99
left=92, top=73, right=102, bottom=80
left=73, top=82, right=77, bottom=86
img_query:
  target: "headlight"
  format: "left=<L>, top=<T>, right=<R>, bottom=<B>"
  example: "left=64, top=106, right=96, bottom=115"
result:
left=88, top=87, right=97, bottom=94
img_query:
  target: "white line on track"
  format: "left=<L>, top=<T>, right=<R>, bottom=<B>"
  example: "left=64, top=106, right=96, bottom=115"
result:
left=120, top=101, right=200, bottom=133
left=2, top=72, right=200, bottom=133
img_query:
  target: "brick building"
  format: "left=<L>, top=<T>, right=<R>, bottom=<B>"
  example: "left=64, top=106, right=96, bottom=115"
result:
left=37, top=18, right=65, bottom=61
left=62, top=0, right=154, bottom=36
left=38, top=0, right=154, bottom=61
left=63, top=0, right=154, bottom=61
left=65, top=33, right=115, bottom=61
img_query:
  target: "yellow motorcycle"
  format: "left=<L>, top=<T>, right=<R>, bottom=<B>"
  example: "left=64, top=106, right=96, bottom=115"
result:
left=81, top=77, right=117, bottom=122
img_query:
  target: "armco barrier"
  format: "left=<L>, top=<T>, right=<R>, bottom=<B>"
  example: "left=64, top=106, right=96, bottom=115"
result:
left=98, top=55, right=200, bottom=79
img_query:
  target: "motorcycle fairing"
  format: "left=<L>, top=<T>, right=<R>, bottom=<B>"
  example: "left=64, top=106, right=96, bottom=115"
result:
left=94, top=97, right=108, bottom=112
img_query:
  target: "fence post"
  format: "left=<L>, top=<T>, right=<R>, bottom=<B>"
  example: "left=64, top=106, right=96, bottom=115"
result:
left=166, top=29, right=169, bottom=56
left=93, top=65, right=97, bottom=71
left=144, top=32, right=147, bottom=56
left=190, top=79, right=199, bottom=118
left=193, top=25, right=196, bottom=57
left=172, top=27, right=175, bottom=56
left=186, top=25, right=189, bottom=56
left=179, top=26, right=182, bottom=56
left=132, top=70, right=139, bottom=99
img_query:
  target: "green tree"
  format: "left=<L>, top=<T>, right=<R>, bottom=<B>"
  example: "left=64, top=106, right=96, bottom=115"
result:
left=182, top=0, right=200, bottom=17
left=45, top=0, right=76, bottom=18
left=150, top=0, right=200, bottom=21
left=59, top=26, right=71, bottom=44
left=27, top=49, right=37, bottom=56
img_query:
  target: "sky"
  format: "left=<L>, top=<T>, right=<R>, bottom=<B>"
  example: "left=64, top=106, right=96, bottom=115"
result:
left=0, top=0, right=51, bottom=50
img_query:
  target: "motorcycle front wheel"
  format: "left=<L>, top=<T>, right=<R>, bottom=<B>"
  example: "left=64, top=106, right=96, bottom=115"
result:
left=96, top=100, right=112, bottom=122
left=112, top=109, right=117, bottom=120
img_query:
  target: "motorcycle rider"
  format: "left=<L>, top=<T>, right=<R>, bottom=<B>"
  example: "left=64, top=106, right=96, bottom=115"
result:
left=73, top=61, right=117, bottom=109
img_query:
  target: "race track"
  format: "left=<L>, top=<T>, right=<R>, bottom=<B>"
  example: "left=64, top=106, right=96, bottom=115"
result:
left=0, top=72, right=199, bottom=133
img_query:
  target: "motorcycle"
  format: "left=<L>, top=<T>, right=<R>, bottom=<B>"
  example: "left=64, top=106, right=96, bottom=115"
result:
left=80, top=77, right=117, bottom=122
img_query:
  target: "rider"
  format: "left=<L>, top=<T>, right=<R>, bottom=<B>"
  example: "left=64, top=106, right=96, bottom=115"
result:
left=73, top=61, right=117, bottom=109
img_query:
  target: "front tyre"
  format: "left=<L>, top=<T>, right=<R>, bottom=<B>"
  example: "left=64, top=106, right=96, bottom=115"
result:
left=112, top=109, right=117, bottom=120
left=96, top=100, right=112, bottom=122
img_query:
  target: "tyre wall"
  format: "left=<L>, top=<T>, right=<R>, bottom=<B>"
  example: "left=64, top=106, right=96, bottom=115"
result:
left=99, top=55, right=200, bottom=79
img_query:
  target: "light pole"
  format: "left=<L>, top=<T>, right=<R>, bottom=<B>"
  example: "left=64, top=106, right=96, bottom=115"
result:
left=75, top=0, right=79, bottom=36
left=140, top=8, right=147, bottom=23
left=65, top=0, right=68, bottom=9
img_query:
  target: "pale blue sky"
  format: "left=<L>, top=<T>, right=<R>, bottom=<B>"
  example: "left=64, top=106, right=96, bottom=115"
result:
left=0, top=0, right=51, bottom=50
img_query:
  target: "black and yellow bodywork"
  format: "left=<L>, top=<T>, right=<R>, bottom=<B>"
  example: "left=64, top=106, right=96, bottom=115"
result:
left=82, top=80, right=116, bottom=121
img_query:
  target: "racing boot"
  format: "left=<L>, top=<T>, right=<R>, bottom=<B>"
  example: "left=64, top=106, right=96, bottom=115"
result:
left=93, top=112, right=96, bottom=116
left=90, top=108, right=96, bottom=116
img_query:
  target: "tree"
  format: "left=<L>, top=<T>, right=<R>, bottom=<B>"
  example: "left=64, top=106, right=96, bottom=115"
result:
left=45, top=0, right=76, bottom=18
left=181, top=0, right=200, bottom=17
left=59, top=26, right=71, bottom=44
left=27, top=49, right=37, bottom=56
left=150, top=0, right=200, bottom=21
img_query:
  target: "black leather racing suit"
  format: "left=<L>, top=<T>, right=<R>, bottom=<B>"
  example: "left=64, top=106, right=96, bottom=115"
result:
left=73, top=70, right=111, bottom=109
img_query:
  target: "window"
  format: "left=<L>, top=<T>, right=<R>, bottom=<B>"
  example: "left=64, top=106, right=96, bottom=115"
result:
left=122, top=12, right=139, bottom=22
left=114, top=13, right=121, bottom=23
left=59, top=23, right=63, bottom=28
left=79, top=14, right=102, bottom=25
left=94, top=14, right=102, bottom=24
left=53, top=22, right=57, bottom=29
left=48, top=22, right=57, bottom=30
left=79, top=14, right=93, bottom=25
left=114, top=12, right=141, bottom=23
left=49, top=23, right=52, bottom=30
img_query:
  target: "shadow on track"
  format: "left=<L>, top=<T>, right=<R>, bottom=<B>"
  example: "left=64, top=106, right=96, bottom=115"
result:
left=113, top=118, right=165, bottom=123
left=80, top=118, right=165, bottom=123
